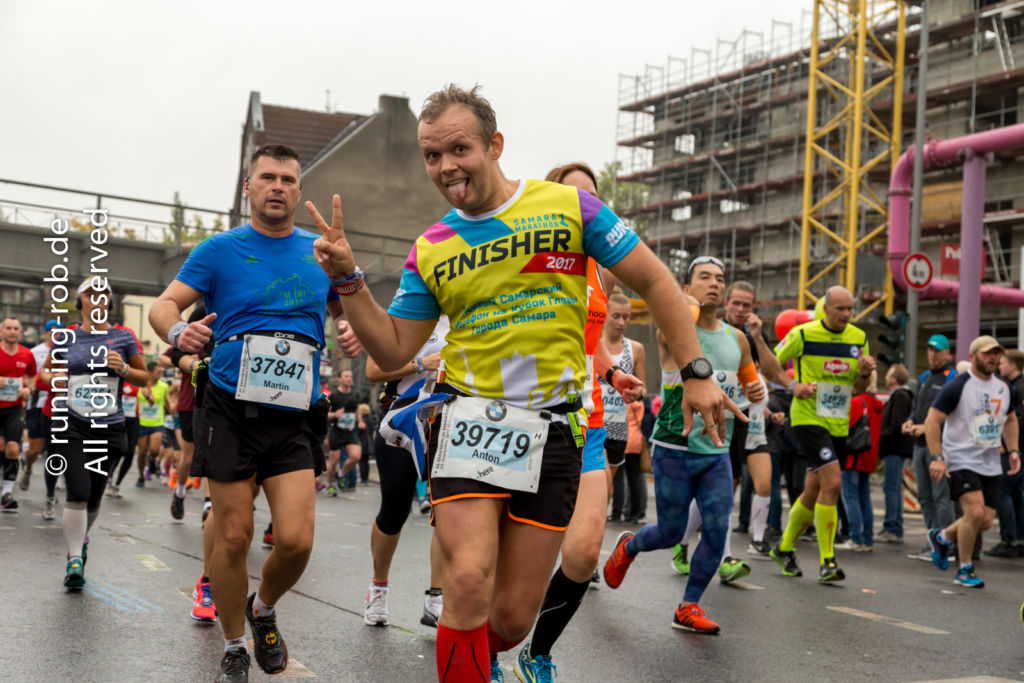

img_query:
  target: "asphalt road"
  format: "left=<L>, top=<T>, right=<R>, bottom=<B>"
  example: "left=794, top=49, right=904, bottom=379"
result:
left=1, top=467, right=1022, bottom=683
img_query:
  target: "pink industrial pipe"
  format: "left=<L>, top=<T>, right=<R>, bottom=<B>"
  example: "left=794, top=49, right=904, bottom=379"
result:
left=888, top=122, right=1024, bottom=357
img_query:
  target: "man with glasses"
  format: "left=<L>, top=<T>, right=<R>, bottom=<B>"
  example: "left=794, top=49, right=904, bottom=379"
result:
left=603, top=256, right=763, bottom=634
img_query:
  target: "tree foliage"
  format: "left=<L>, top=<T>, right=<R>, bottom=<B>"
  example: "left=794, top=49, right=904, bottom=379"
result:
left=596, top=160, right=650, bottom=238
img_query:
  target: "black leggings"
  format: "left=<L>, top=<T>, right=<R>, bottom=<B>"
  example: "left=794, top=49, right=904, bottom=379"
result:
left=57, top=418, right=128, bottom=510
left=111, top=418, right=139, bottom=485
left=373, top=433, right=418, bottom=535
left=612, top=451, right=647, bottom=520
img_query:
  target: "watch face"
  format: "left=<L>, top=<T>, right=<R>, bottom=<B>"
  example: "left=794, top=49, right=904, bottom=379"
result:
left=693, top=357, right=713, bottom=378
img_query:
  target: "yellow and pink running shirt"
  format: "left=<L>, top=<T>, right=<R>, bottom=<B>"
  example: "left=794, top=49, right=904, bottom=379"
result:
left=389, top=179, right=639, bottom=410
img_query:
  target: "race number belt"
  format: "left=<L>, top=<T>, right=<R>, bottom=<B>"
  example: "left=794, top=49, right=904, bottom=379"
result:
left=337, top=413, right=357, bottom=431
left=816, top=382, right=852, bottom=419
left=68, top=375, right=119, bottom=418
left=712, top=370, right=744, bottom=417
left=602, top=386, right=627, bottom=424
left=235, top=331, right=318, bottom=411
left=0, top=377, right=21, bottom=402
left=122, top=395, right=138, bottom=416
left=140, top=399, right=160, bottom=421
left=971, top=412, right=1005, bottom=448
left=432, top=395, right=549, bottom=493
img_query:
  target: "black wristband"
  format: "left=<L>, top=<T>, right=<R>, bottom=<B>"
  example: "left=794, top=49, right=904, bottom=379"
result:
left=606, top=365, right=624, bottom=385
left=169, top=347, right=186, bottom=367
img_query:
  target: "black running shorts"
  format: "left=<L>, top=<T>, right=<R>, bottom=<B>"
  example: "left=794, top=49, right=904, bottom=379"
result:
left=26, top=407, right=46, bottom=440
left=0, top=405, right=24, bottom=444
left=948, top=468, right=1000, bottom=508
left=191, top=384, right=325, bottom=483
left=178, top=410, right=194, bottom=444
left=328, top=428, right=359, bottom=450
left=604, top=437, right=626, bottom=468
left=426, top=419, right=582, bottom=531
left=793, top=425, right=847, bottom=472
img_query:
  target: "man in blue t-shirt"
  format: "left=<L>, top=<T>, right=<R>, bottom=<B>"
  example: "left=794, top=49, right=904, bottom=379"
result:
left=149, top=144, right=360, bottom=683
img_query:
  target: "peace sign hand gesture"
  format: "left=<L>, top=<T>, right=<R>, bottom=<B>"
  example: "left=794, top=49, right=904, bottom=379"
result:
left=305, top=194, right=357, bottom=279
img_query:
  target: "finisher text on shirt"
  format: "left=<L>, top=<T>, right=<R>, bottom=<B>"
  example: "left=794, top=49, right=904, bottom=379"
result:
left=389, top=179, right=638, bottom=410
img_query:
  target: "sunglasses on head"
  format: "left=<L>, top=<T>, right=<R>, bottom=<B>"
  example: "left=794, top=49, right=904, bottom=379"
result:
left=687, top=256, right=725, bottom=273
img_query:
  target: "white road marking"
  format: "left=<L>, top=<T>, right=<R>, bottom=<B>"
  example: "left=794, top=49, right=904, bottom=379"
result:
left=827, top=606, right=948, bottom=635
left=135, top=554, right=171, bottom=571
left=726, top=581, right=764, bottom=590
left=909, top=677, right=1023, bottom=682
left=246, top=639, right=316, bottom=678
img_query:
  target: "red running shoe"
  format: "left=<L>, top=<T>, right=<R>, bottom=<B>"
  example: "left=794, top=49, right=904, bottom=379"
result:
left=672, top=603, right=720, bottom=634
left=602, top=531, right=636, bottom=588
left=191, top=575, right=217, bottom=623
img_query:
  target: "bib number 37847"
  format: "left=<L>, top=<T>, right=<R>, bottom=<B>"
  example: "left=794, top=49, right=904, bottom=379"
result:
left=236, top=334, right=315, bottom=410
left=432, top=396, right=549, bottom=493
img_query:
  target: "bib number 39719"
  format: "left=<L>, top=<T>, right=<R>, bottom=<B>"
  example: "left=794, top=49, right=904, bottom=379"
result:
left=432, top=396, right=549, bottom=493
left=236, top=334, right=315, bottom=410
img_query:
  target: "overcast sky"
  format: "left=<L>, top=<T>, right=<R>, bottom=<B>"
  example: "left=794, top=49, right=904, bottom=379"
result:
left=1, top=1, right=808, bottom=226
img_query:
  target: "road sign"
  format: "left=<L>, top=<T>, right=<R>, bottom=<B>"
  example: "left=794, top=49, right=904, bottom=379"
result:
left=902, top=253, right=933, bottom=290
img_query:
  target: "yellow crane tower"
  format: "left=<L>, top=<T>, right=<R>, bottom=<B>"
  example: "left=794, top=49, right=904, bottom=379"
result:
left=798, top=0, right=907, bottom=319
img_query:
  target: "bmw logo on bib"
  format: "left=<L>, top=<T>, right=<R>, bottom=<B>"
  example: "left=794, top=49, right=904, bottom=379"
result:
left=833, top=385, right=842, bottom=394
left=716, top=371, right=727, bottom=383
left=275, top=340, right=291, bottom=356
left=486, top=400, right=508, bottom=422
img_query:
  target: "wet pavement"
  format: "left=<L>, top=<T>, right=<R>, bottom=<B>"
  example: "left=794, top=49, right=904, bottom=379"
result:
left=1, top=468, right=1023, bottom=682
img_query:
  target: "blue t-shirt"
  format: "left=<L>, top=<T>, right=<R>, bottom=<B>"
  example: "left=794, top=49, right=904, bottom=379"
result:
left=51, top=324, right=142, bottom=425
left=175, top=224, right=338, bottom=409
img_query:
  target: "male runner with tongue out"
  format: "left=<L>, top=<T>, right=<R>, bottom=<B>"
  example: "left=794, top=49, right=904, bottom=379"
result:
left=305, top=83, right=740, bottom=683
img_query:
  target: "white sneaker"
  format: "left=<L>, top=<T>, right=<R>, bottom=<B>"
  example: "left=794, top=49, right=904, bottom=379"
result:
left=364, top=584, right=390, bottom=626
left=111, top=484, right=121, bottom=499
left=42, top=497, right=56, bottom=521
left=56, top=476, right=65, bottom=491
left=18, top=467, right=31, bottom=491
left=421, top=591, right=442, bottom=628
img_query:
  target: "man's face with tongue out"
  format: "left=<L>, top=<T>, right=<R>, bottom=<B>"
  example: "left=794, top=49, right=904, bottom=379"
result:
left=418, top=104, right=505, bottom=215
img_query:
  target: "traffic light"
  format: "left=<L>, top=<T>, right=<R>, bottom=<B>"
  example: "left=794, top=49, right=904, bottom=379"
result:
left=878, top=313, right=906, bottom=365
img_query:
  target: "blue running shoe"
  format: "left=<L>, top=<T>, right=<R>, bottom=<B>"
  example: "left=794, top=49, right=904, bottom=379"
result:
left=928, top=529, right=950, bottom=570
left=953, top=564, right=984, bottom=588
left=514, top=643, right=556, bottom=683
left=491, top=658, right=504, bottom=682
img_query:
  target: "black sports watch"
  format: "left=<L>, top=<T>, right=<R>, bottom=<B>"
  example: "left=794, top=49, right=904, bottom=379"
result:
left=680, top=357, right=713, bottom=382
left=605, top=365, right=625, bottom=385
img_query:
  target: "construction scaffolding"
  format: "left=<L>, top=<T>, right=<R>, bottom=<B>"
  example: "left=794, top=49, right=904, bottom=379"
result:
left=616, top=0, right=1024, bottom=332
left=798, top=0, right=905, bottom=321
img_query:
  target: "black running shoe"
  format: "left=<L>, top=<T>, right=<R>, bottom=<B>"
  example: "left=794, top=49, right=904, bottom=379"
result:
left=170, top=493, right=185, bottom=520
left=218, top=648, right=251, bottom=683
left=0, top=492, right=19, bottom=512
left=245, top=593, right=288, bottom=674
left=818, top=556, right=845, bottom=583
left=769, top=544, right=802, bottom=577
